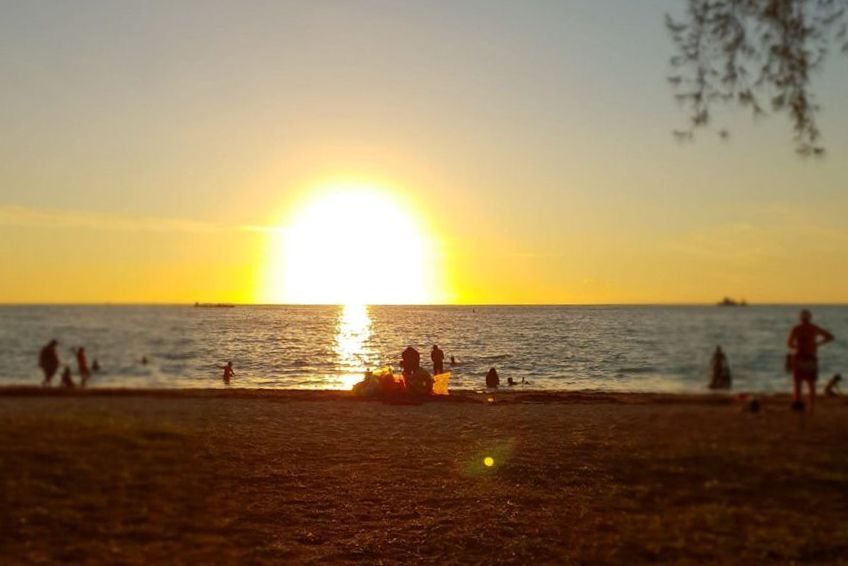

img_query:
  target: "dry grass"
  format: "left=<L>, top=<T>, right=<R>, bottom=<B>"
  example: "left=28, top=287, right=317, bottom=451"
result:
left=1, top=390, right=847, bottom=564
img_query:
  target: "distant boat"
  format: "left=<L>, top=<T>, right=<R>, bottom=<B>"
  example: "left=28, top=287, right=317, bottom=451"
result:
left=194, top=302, right=236, bottom=308
left=717, top=297, right=747, bottom=307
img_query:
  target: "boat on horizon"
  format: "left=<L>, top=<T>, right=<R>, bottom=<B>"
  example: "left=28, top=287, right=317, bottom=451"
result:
left=717, top=297, right=747, bottom=307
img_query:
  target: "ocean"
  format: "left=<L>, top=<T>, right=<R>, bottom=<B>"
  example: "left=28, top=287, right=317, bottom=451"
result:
left=1, top=305, right=845, bottom=392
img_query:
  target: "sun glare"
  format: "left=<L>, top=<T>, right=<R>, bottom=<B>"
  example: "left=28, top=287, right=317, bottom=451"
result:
left=270, top=184, right=439, bottom=305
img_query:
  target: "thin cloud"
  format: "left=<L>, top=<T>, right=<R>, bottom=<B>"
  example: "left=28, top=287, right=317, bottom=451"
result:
left=0, top=205, right=284, bottom=234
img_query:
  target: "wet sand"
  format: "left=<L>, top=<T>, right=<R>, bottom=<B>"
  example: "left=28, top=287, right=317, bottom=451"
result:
left=1, top=388, right=847, bottom=564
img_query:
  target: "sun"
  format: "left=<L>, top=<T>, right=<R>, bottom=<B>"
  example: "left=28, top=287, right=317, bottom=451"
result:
left=268, top=184, right=440, bottom=305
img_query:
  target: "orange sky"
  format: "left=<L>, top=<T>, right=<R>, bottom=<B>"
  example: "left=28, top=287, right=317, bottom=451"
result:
left=1, top=1, right=847, bottom=304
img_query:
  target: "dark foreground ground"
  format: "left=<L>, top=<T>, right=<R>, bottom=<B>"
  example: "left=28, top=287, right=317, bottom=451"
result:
left=0, top=388, right=847, bottom=564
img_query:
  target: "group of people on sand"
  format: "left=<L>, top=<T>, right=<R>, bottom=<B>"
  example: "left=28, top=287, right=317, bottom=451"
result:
left=38, top=339, right=101, bottom=388
left=708, top=309, right=840, bottom=413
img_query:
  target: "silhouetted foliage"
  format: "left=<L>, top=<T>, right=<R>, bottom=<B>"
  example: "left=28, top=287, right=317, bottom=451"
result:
left=668, top=0, right=848, bottom=156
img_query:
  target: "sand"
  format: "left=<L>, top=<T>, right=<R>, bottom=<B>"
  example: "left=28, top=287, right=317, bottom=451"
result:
left=1, top=388, right=847, bottom=564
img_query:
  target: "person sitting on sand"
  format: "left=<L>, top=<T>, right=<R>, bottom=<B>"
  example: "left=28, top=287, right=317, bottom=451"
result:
left=60, top=365, right=75, bottom=388
left=219, top=361, right=235, bottom=385
left=76, top=347, right=91, bottom=387
left=486, top=367, right=500, bottom=389
left=431, top=344, right=445, bottom=375
left=825, top=374, right=842, bottom=397
left=407, top=366, right=434, bottom=395
left=708, top=346, right=731, bottom=390
left=38, top=339, right=60, bottom=387
left=787, top=309, right=835, bottom=413
left=401, top=346, right=420, bottom=377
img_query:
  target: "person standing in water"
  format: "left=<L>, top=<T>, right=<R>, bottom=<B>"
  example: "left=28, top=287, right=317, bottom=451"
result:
left=76, top=347, right=91, bottom=387
left=708, top=346, right=731, bottom=389
left=486, top=367, right=500, bottom=389
left=431, top=344, right=445, bottom=375
left=38, top=339, right=60, bottom=386
left=219, top=361, right=235, bottom=385
left=787, top=309, right=834, bottom=413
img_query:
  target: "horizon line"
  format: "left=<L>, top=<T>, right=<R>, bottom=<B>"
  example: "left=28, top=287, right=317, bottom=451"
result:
left=2, top=301, right=848, bottom=307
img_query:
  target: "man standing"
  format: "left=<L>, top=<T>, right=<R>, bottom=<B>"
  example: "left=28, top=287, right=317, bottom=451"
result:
left=787, top=309, right=834, bottom=413
left=401, top=346, right=420, bottom=377
left=431, top=344, right=445, bottom=375
left=39, top=339, right=60, bottom=386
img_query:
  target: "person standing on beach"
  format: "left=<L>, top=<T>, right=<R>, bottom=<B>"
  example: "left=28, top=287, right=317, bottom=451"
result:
left=401, top=346, right=420, bottom=377
left=787, top=309, right=834, bottom=413
left=76, top=347, right=91, bottom=387
left=431, top=345, right=445, bottom=375
left=38, top=339, right=60, bottom=386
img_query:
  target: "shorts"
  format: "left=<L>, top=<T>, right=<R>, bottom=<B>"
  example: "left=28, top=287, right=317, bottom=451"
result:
left=793, top=356, right=818, bottom=383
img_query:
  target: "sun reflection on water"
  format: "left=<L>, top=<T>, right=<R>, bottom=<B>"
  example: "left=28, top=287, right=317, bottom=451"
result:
left=333, top=304, right=377, bottom=390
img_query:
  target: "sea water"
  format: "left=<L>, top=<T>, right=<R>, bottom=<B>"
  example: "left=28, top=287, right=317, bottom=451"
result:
left=1, top=305, right=845, bottom=392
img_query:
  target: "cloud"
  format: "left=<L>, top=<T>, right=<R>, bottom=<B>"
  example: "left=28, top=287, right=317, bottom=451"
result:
left=0, top=205, right=284, bottom=234
left=667, top=216, right=848, bottom=266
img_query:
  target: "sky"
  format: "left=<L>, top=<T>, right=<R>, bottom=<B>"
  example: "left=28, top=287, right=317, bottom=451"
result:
left=1, top=0, right=847, bottom=304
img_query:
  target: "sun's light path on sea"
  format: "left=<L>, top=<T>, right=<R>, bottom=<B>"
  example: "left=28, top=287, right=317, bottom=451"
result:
left=333, top=304, right=378, bottom=390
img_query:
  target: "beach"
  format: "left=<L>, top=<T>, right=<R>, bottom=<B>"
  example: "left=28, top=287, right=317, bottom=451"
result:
left=1, top=389, right=847, bottom=564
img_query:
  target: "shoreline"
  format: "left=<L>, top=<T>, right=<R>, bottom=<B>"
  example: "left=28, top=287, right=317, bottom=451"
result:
left=0, top=385, right=806, bottom=405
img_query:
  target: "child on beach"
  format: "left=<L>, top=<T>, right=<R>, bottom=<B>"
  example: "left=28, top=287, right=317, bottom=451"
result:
left=825, top=374, right=842, bottom=397
left=60, top=366, right=75, bottom=388
left=76, top=347, right=91, bottom=387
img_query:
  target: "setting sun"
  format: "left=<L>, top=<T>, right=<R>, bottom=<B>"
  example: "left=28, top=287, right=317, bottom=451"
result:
left=267, top=184, right=442, bottom=305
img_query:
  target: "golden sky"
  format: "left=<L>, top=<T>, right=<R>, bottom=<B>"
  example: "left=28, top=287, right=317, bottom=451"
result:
left=1, top=1, right=847, bottom=304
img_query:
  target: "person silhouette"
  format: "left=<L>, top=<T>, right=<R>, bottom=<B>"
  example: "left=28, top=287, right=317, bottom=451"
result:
left=219, top=361, right=235, bottom=385
left=708, top=346, right=731, bottom=389
left=38, top=339, right=60, bottom=387
left=431, top=344, right=445, bottom=375
left=76, top=347, right=91, bottom=387
left=824, top=374, right=842, bottom=397
left=450, top=356, right=458, bottom=367
left=60, top=365, right=75, bottom=388
left=787, top=309, right=834, bottom=413
left=486, top=367, right=500, bottom=389
left=92, top=359, right=101, bottom=372
left=401, top=346, right=420, bottom=377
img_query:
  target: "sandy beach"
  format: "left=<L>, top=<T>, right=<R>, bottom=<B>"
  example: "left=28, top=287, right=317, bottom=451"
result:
left=0, top=388, right=846, bottom=564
